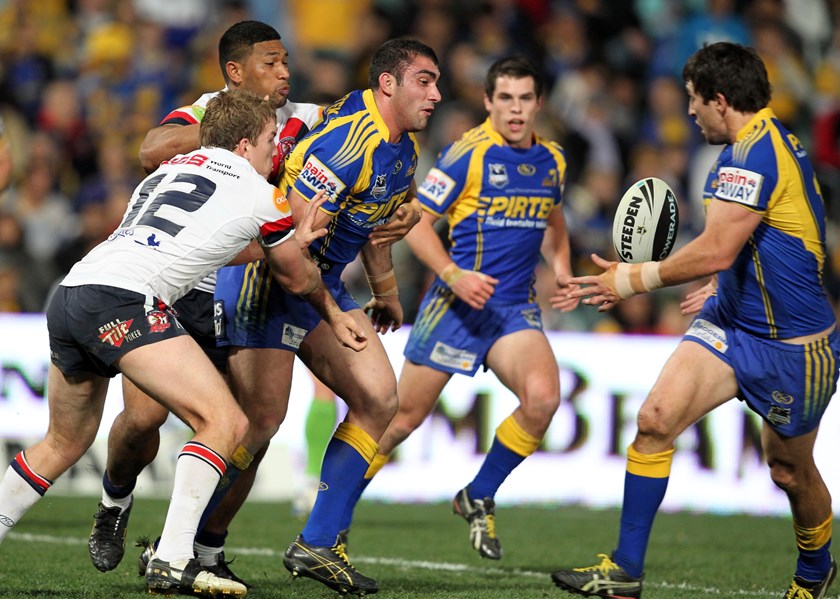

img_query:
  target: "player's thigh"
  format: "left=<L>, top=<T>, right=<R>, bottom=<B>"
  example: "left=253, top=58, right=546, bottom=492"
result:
left=45, top=363, right=110, bottom=446
left=226, top=346, right=295, bottom=417
left=299, top=309, right=397, bottom=407
left=639, top=340, right=738, bottom=439
left=116, top=336, right=238, bottom=429
left=486, top=329, right=559, bottom=405
left=121, top=376, right=171, bottom=429
left=396, top=360, right=451, bottom=424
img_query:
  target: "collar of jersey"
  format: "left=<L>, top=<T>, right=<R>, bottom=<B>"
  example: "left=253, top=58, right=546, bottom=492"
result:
left=363, top=89, right=394, bottom=143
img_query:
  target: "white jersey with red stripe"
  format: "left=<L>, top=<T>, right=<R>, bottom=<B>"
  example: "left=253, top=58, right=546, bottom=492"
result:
left=61, top=147, right=295, bottom=306
left=161, top=91, right=322, bottom=293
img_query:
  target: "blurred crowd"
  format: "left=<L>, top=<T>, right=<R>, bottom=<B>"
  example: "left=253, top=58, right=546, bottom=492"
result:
left=1, top=0, right=840, bottom=336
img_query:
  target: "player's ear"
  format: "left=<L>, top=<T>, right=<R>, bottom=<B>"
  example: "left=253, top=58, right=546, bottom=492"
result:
left=379, top=72, right=395, bottom=96
left=234, top=137, right=250, bottom=158
left=226, top=61, right=243, bottom=85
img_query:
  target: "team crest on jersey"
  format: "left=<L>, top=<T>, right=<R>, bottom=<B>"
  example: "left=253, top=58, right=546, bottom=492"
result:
left=488, top=164, right=509, bottom=188
left=419, top=168, right=456, bottom=206
left=146, top=310, right=171, bottom=333
left=278, top=135, right=297, bottom=160
left=716, top=167, right=762, bottom=206
left=98, top=319, right=139, bottom=347
left=517, top=163, right=536, bottom=176
left=393, top=160, right=402, bottom=175
left=371, top=174, right=387, bottom=199
left=301, top=156, right=346, bottom=198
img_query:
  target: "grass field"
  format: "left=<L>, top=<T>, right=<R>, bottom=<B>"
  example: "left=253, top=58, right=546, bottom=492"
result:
left=0, top=495, right=834, bottom=598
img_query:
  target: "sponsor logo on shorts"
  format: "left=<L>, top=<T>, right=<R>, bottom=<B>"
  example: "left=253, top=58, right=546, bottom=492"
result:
left=488, top=163, right=509, bottom=188
left=98, top=319, right=139, bottom=347
left=282, top=323, right=308, bottom=349
left=430, top=341, right=477, bottom=371
left=772, top=390, right=794, bottom=405
left=146, top=310, right=171, bottom=333
left=767, top=405, right=792, bottom=426
left=419, top=168, right=456, bottom=206
left=685, top=318, right=728, bottom=352
left=715, top=167, right=762, bottom=206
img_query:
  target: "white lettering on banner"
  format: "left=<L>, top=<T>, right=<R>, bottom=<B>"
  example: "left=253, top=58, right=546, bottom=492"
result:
left=418, top=168, right=456, bottom=206
left=2, top=314, right=838, bottom=516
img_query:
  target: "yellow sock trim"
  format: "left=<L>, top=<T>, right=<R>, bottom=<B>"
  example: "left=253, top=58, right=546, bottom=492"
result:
left=496, top=415, right=540, bottom=458
left=794, top=513, right=833, bottom=551
left=230, top=445, right=254, bottom=470
left=364, top=453, right=389, bottom=479
left=333, top=422, right=380, bottom=463
left=626, top=445, right=674, bottom=478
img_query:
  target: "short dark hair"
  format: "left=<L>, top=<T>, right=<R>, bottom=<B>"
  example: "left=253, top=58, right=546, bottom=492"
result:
left=368, top=38, right=439, bottom=90
left=200, top=90, right=276, bottom=150
left=682, top=42, right=771, bottom=113
left=218, top=21, right=282, bottom=83
left=485, top=56, right=544, bottom=99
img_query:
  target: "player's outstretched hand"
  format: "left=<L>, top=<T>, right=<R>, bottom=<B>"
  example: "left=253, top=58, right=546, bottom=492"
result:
left=363, top=295, right=404, bottom=334
left=295, top=189, right=330, bottom=249
left=330, top=311, right=368, bottom=351
left=368, top=200, right=421, bottom=247
left=567, top=254, right=621, bottom=312
left=550, top=273, right=581, bottom=312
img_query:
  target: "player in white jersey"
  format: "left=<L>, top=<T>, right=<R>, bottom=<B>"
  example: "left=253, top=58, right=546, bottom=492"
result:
left=88, top=21, right=326, bottom=581
left=0, top=90, right=365, bottom=598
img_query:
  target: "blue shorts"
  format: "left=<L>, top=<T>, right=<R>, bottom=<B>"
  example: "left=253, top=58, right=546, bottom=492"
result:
left=47, top=285, right=187, bottom=377
left=684, top=299, right=840, bottom=437
left=404, top=281, right=544, bottom=376
left=214, top=260, right=359, bottom=352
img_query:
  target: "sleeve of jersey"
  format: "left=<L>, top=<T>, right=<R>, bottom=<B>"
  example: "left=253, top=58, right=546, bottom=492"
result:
left=258, top=186, right=296, bottom=247
left=417, top=144, right=469, bottom=216
left=160, top=104, right=205, bottom=126
left=714, top=136, right=777, bottom=211
left=289, top=122, right=358, bottom=216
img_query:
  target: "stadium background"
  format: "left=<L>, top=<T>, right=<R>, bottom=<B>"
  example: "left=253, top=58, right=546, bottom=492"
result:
left=1, top=0, right=840, bottom=515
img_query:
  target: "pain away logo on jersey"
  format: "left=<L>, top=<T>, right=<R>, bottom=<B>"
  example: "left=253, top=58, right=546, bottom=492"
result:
left=300, top=155, right=347, bottom=198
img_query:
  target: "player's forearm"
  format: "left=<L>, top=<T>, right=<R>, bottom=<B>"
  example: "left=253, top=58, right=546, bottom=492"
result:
left=405, top=216, right=451, bottom=276
left=361, top=243, right=399, bottom=297
left=139, top=124, right=201, bottom=173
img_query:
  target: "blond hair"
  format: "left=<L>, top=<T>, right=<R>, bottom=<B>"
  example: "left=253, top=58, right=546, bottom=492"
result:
left=199, top=90, right=276, bottom=150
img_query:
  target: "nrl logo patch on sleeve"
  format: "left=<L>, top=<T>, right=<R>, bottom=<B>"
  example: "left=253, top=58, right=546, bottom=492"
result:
left=419, top=168, right=456, bottom=206
left=715, top=166, right=763, bottom=206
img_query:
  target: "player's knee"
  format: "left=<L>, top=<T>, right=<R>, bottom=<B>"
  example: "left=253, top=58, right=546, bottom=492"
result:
left=635, top=403, right=674, bottom=443
left=768, top=459, right=798, bottom=492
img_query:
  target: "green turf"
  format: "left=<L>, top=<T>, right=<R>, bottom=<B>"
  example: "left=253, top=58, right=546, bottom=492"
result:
left=0, top=495, right=833, bottom=598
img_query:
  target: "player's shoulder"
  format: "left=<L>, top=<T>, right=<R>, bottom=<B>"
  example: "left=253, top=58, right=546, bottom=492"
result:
left=437, top=123, right=494, bottom=170
left=161, top=90, right=223, bottom=125
left=278, top=100, right=324, bottom=128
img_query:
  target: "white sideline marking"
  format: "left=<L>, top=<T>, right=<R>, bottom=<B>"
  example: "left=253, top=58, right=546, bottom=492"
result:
left=8, top=532, right=836, bottom=598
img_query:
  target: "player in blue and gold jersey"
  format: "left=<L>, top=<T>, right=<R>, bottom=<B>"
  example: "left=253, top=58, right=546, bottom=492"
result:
left=213, top=38, right=441, bottom=595
left=553, top=42, right=840, bottom=599
left=337, top=55, right=581, bottom=561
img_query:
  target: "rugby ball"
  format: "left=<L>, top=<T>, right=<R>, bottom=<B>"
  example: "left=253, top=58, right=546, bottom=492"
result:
left=612, top=177, right=679, bottom=263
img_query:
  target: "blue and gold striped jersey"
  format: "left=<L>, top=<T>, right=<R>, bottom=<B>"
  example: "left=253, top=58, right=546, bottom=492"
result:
left=705, top=107, right=835, bottom=338
left=417, top=119, right=567, bottom=303
left=280, top=89, right=419, bottom=281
